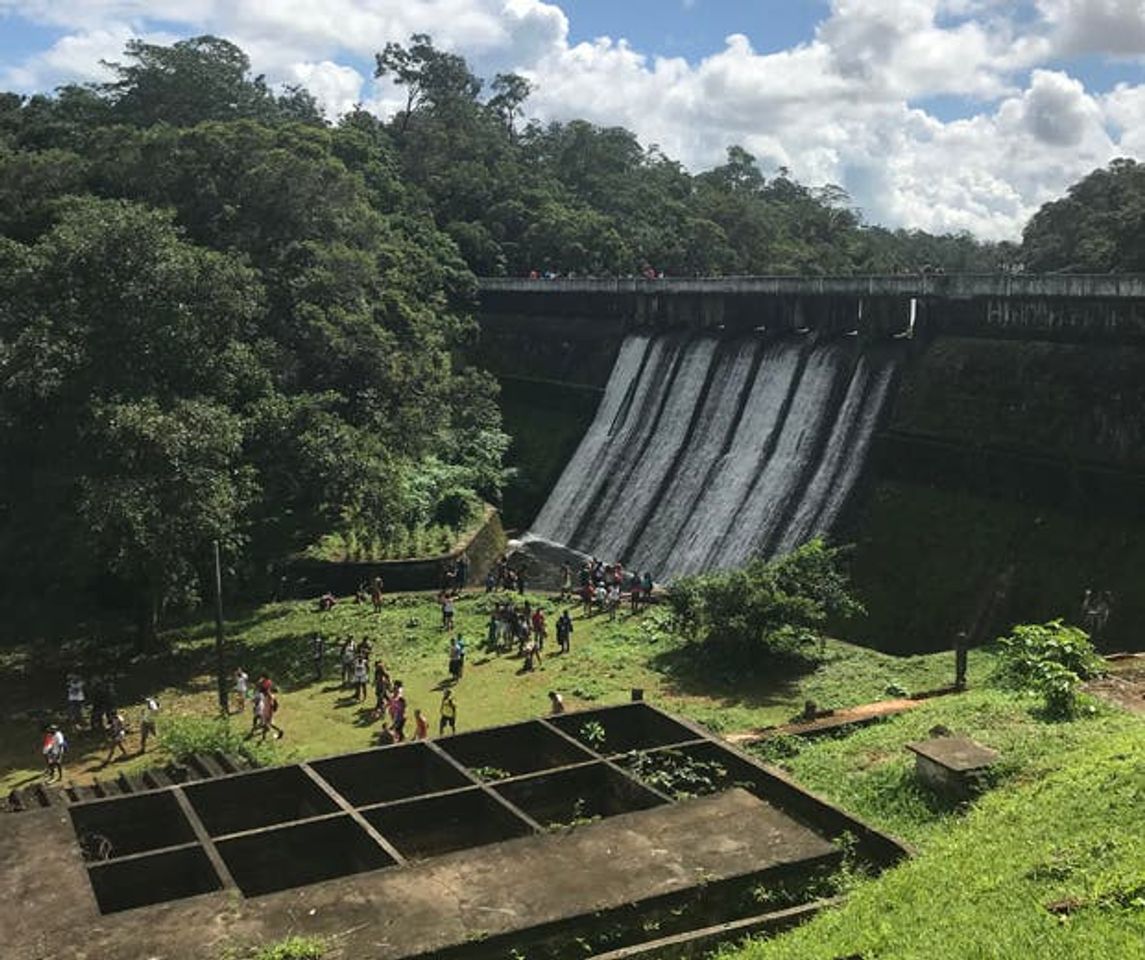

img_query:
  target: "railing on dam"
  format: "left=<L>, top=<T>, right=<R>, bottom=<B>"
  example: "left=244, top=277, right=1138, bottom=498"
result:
left=477, top=274, right=1145, bottom=343
left=478, top=274, right=1145, bottom=300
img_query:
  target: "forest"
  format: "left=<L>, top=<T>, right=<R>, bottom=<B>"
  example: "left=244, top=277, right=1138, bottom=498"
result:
left=0, top=33, right=1140, bottom=643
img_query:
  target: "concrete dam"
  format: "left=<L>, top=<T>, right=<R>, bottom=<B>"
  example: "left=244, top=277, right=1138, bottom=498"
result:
left=475, top=276, right=1145, bottom=652
left=531, top=334, right=901, bottom=576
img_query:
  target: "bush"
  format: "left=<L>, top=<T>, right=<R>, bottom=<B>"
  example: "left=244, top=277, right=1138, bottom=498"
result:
left=161, top=715, right=276, bottom=767
left=664, top=539, right=863, bottom=662
left=993, top=619, right=1103, bottom=719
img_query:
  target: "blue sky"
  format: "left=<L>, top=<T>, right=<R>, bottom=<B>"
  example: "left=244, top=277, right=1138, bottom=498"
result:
left=564, top=0, right=831, bottom=60
left=1, top=0, right=1143, bottom=239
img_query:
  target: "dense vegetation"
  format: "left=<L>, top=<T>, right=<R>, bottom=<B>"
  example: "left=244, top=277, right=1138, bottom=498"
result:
left=666, top=539, right=862, bottom=660
left=1022, top=157, right=1145, bottom=272
left=1, top=33, right=1139, bottom=647
left=0, top=37, right=506, bottom=642
left=726, top=692, right=1144, bottom=959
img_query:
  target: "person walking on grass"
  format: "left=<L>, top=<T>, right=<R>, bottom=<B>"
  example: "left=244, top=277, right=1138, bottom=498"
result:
left=41, top=724, right=66, bottom=782
left=414, top=708, right=429, bottom=740
left=233, top=667, right=249, bottom=714
left=139, top=697, right=159, bottom=754
left=439, top=689, right=457, bottom=735
left=353, top=654, right=370, bottom=702
left=311, top=633, right=325, bottom=681
left=448, top=636, right=462, bottom=682
left=340, top=638, right=354, bottom=687
left=389, top=688, right=407, bottom=741
left=103, top=711, right=129, bottom=765
left=556, top=610, right=573, bottom=654
left=249, top=684, right=284, bottom=741
left=548, top=691, right=565, bottom=715
left=66, top=673, right=85, bottom=729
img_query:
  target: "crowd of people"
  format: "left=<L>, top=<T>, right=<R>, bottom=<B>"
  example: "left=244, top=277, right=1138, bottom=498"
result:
left=563, top=559, right=655, bottom=620
left=40, top=672, right=162, bottom=780
left=36, top=548, right=657, bottom=785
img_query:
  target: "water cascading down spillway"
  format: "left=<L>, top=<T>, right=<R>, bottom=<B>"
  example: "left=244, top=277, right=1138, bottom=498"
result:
left=528, top=333, right=903, bottom=578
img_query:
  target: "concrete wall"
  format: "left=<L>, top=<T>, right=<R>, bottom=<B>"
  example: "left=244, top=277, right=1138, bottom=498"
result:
left=475, top=277, right=1145, bottom=653
left=479, top=275, right=1145, bottom=344
left=285, top=508, right=507, bottom=597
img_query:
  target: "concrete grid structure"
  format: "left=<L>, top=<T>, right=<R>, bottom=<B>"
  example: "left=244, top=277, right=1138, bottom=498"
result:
left=4, top=702, right=906, bottom=960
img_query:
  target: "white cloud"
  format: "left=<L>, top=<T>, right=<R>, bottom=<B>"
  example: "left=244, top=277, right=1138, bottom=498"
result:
left=1039, top=0, right=1145, bottom=57
left=287, top=61, right=364, bottom=119
left=1, top=0, right=1143, bottom=239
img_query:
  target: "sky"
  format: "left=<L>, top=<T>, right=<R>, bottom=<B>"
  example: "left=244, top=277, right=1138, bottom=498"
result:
left=1, top=1, right=1144, bottom=240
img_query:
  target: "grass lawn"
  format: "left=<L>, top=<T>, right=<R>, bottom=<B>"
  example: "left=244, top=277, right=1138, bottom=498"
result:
left=3, top=588, right=1141, bottom=959
left=0, top=589, right=972, bottom=794
left=720, top=690, right=1145, bottom=960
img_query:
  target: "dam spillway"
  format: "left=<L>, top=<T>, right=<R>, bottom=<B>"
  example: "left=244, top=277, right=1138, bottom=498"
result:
left=529, top=334, right=902, bottom=577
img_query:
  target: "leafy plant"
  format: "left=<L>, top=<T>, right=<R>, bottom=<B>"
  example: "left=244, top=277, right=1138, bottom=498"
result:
left=750, top=733, right=804, bottom=765
left=471, top=765, right=511, bottom=781
left=993, top=620, right=1103, bottom=718
left=221, top=935, right=325, bottom=960
left=622, top=749, right=728, bottom=799
left=579, top=720, right=607, bottom=751
left=160, top=715, right=277, bottom=767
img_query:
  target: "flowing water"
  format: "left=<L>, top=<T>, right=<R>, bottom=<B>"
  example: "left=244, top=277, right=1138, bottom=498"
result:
left=528, top=333, right=903, bottom=578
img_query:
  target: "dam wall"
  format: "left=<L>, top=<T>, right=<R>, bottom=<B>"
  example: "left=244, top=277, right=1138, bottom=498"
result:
left=476, top=276, right=1145, bottom=652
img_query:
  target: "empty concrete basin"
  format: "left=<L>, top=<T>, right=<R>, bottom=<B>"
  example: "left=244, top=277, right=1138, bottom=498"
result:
left=87, top=845, right=222, bottom=914
left=439, top=720, right=595, bottom=779
left=183, top=766, right=338, bottom=837
left=550, top=703, right=701, bottom=755
left=364, top=788, right=534, bottom=860
left=311, top=742, right=472, bottom=807
left=217, top=815, right=396, bottom=897
left=494, top=761, right=666, bottom=828
left=69, top=791, right=197, bottom=861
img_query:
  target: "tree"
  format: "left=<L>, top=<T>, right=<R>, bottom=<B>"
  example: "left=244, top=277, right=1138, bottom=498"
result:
left=1022, top=159, right=1145, bottom=273
left=488, top=72, right=532, bottom=142
left=0, top=198, right=264, bottom=643
left=375, top=34, right=482, bottom=133
left=98, top=35, right=321, bottom=128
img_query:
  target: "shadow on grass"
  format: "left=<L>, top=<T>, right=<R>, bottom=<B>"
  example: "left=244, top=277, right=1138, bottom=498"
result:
left=647, top=642, right=821, bottom=715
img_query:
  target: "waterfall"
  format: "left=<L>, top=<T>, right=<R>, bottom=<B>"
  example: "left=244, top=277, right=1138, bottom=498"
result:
left=528, top=334, right=903, bottom=578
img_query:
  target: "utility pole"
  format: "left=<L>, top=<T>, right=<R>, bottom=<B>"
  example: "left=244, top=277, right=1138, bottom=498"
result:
left=213, top=539, right=227, bottom=715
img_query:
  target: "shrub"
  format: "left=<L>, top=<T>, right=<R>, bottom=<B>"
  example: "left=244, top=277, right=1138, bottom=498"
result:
left=161, top=715, right=276, bottom=767
left=993, top=619, right=1103, bottom=718
left=664, top=539, right=863, bottom=662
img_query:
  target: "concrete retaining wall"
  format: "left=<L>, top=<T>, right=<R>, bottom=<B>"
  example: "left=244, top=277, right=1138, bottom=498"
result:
left=284, top=508, right=507, bottom=598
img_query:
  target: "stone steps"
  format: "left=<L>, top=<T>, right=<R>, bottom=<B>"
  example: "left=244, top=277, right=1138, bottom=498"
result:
left=5, top=752, right=256, bottom=812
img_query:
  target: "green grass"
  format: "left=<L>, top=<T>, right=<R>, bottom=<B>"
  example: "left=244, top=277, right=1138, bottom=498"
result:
left=718, top=690, right=1145, bottom=960
left=0, top=592, right=972, bottom=793
left=1, top=588, right=1141, bottom=958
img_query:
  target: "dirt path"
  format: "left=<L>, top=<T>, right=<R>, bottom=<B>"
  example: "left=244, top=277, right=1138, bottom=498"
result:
left=1085, top=655, right=1145, bottom=716
left=726, top=696, right=929, bottom=744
